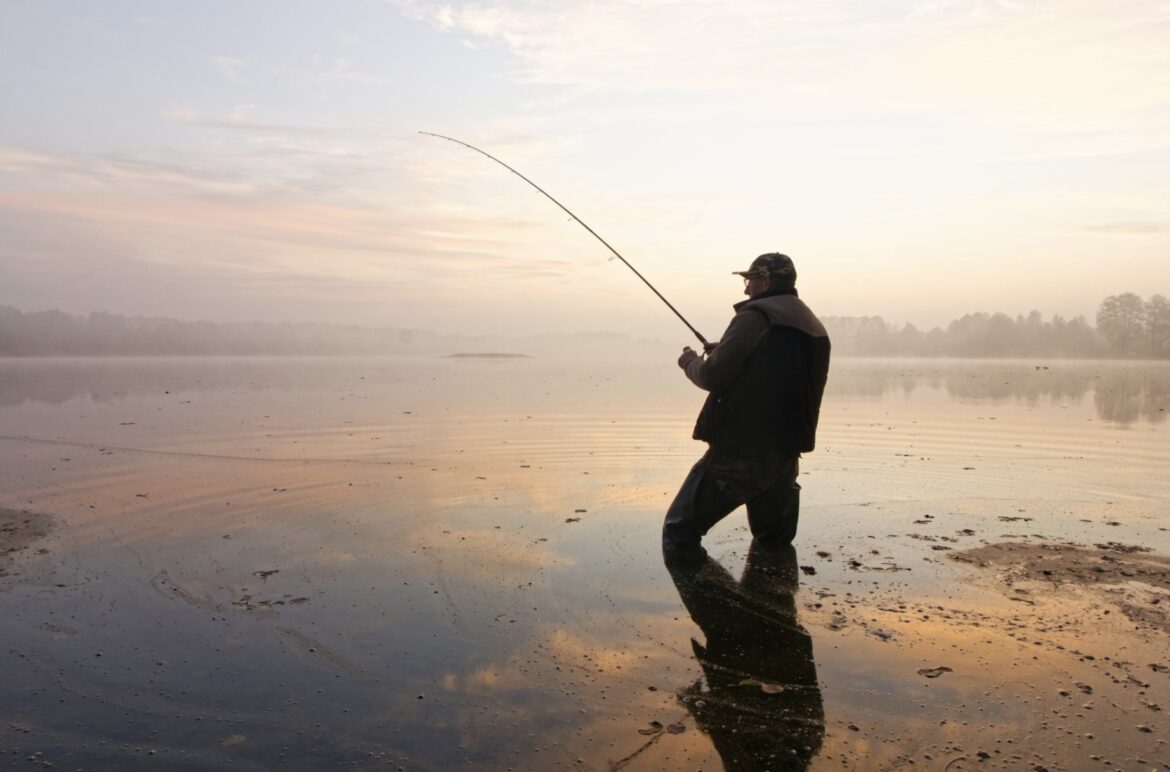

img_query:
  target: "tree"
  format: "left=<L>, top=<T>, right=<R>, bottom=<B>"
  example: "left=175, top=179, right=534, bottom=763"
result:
left=1145, top=294, right=1170, bottom=358
left=1096, top=293, right=1146, bottom=355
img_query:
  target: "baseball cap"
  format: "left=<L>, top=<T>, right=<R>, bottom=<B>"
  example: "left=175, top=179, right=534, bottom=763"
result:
left=732, top=253, right=796, bottom=279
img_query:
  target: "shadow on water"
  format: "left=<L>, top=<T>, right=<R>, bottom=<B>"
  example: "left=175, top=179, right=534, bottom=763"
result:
left=666, top=543, right=823, bottom=771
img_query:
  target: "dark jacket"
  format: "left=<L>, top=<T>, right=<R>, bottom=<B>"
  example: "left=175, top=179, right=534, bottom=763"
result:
left=688, top=293, right=830, bottom=454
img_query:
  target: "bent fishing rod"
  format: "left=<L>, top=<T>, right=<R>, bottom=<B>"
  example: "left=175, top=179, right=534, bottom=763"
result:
left=419, top=131, right=709, bottom=348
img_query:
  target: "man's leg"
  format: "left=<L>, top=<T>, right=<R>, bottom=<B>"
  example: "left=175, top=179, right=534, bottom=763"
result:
left=745, top=455, right=801, bottom=545
left=662, top=452, right=741, bottom=561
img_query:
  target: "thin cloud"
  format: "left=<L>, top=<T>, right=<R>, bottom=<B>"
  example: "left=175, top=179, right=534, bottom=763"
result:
left=208, top=49, right=396, bottom=91
left=908, top=0, right=1024, bottom=21
left=210, top=55, right=250, bottom=84
left=396, top=0, right=1170, bottom=143
left=163, top=104, right=345, bottom=134
left=1081, top=222, right=1170, bottom=236
left=302, top=56, right=397, bottom=88
left=394, top=0, right=845, bottom=92
left=0, top=144, right=589, bottom=291
left=0, top=147, right=258, bottom=195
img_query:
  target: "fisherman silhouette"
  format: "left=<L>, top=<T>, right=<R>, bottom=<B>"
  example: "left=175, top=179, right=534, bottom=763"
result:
left=666, top=542, right=824, bottom=771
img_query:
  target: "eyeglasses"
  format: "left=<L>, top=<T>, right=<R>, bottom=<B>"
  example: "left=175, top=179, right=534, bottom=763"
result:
left=742, top=274, right=767, bottom=287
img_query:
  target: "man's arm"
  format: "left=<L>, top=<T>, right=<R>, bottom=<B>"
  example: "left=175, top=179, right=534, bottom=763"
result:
left=679, top=309, right=769, bottom=391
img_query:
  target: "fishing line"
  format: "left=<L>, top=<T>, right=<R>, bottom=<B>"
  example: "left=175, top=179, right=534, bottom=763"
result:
left=420, top=131, right=709, bottom=347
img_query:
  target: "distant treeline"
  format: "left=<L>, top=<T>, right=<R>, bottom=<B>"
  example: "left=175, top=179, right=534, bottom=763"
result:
left=1, top=293, right=1167, bottom=358
left=0, top=306, right=665, bottom=359
left=824, top=292, right=1169, bottom=358
left=0, top=306, right=445, bottom=356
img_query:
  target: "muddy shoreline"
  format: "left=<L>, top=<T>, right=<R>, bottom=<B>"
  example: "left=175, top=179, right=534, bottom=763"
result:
left=0, top=508, right=55, bottom=581
left=952, top=541, right=1170, bottom=635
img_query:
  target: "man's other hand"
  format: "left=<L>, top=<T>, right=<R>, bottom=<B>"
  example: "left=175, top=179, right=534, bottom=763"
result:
left=678, top=347, right=700, bottom=368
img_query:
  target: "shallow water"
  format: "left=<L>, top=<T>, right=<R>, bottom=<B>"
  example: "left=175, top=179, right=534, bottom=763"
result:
left=1, top=356, right=1167, bottom=770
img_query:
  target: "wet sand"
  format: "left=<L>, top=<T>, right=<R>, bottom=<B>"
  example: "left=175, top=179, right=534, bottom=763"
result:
left=0, top=508, right=55, bottom=579
left=1, top=357, right=1167, bottom=770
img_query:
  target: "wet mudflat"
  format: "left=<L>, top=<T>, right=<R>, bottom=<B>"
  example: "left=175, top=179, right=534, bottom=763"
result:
left=1, top=356, right=1167, bottom=770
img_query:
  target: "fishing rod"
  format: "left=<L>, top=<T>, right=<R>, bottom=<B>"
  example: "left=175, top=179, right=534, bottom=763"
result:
left=419, top=131, right=709, bottom=348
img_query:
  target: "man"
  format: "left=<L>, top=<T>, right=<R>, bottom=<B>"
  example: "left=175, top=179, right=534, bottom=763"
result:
left=662, top=253, right=830, bottom=562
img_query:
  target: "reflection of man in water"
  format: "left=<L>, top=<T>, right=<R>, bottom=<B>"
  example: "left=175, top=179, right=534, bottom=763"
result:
left=664, top=253, right=830, bottom=562
left=667, top=543, right=824, bottom=770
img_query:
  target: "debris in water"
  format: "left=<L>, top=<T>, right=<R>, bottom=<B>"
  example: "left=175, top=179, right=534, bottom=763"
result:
left=638, top=721, right=663, bottom=736
left=917, top=666, right=953, bottom=678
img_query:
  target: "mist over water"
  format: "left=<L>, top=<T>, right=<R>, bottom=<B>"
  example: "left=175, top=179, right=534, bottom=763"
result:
left=2, top=356, right=1166, bottom=425
left=1, top=356, right=1167, bottom=770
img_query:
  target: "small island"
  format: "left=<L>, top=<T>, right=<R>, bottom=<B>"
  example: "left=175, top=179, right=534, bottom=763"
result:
left=443, top=352, right=532, bottom=359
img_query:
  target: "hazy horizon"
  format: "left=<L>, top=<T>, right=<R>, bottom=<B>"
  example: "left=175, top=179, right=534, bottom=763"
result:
left=7, top=298, right=1163, bottom=360
left=2, top=2, right=1167, bottom=340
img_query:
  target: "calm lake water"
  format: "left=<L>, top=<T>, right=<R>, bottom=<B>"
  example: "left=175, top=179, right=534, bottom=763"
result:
left=1, top=356, right=1167, bottom=770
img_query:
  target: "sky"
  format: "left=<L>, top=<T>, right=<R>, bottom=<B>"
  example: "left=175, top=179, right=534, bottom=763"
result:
left=1, top=0, right=1167, bottom=341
